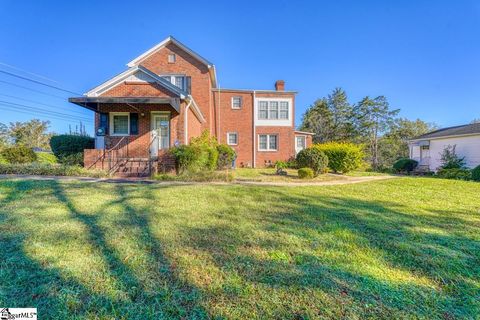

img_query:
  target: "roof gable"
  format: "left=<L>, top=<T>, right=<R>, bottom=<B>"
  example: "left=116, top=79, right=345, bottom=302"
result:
left=85, top=66, right=186, bottom=98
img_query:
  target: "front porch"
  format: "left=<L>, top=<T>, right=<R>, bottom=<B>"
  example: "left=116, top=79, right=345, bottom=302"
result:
left=69, top=97, right=185, bottom=176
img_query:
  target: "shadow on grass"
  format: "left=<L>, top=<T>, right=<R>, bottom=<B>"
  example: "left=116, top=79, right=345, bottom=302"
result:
left=0, top=180, right=208, bottom=319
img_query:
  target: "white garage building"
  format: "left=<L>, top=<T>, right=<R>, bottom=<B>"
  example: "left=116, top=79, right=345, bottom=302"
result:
left=409, top=123, right=480, bottom=171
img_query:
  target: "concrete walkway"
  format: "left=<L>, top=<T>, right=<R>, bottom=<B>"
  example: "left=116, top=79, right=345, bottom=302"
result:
left=0, top=174, right=396, bottom=186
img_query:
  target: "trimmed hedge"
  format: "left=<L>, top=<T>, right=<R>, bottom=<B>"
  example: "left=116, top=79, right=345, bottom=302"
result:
left=436, top=168, right=472, bottom=181
left=298, top=167, right=314, bottom=179
left=472, top=165, right=480, bottom=182
left=1, top=146, right=37, bottom=164
left=314, top=142, right=364, bottom=173
left=296, top=147, right=328, bottom=176
left=50, top=135, right=94, bottom=160
left=0, top=163, right=108, bottom=177
left=393, top=158, right=418, bottom=173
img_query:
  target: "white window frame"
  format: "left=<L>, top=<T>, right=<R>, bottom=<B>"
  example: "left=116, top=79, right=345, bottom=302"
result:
left=109, top=112, right=130, bottom=136
left=258, top=134, right=278, bottom=151
left=227, top=132, right=238, bottom=145
left=254, top=98, right=293, bottom=127
left=160, top=74, right=185, bottom=90
left=168, top=54, right=176, bottom=63
left=231, top=96, right=242, bottom=109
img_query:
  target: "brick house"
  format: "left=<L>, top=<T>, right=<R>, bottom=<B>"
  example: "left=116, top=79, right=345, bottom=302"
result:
left=69, top=36, right=312, bottom=175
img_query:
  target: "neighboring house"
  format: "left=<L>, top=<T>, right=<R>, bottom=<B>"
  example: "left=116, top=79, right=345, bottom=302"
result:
left=408, top=123, right=480, bottom=171
left=69, top=36, right=312, bottom=175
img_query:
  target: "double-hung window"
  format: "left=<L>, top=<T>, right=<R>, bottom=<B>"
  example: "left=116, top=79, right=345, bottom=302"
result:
left=227, top=132, right=238, bottom=145
left=232, top=96, right=242, bottom=109
left=161, top=75, right=185, bottom=91
left=257, top=100, right=289, bottom=120
left=258, top=134, right=278, bottom=151
left=110, top=113, right=129, bottom=136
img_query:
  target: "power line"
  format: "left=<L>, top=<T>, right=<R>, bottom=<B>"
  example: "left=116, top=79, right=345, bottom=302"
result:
left=0, top=105, right=93, bottom=125
left=0, top=93, right=91, bottom=116
left=0, top=80, right=67, bottom=100
left=0, top=62, right=61, bottom=84
left=0, top=100, right=93, bottom=122
left=0, top=69, right=82, bottom=95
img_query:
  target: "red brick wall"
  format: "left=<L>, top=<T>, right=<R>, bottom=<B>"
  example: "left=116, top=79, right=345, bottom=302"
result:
left=139, top=43, right=212, bottom=132
left=101, top=82, right=175, bottom=97
left=256, top=127, right=296, bottom=167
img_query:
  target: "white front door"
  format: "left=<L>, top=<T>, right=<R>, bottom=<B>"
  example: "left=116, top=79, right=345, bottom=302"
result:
left=150, top=113, right=170, bottom=157
left=295, top=136, right=306, bottom=154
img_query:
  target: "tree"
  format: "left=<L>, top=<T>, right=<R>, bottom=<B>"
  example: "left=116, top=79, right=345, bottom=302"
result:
left=299, top=88, right=356, bottom=143
left=439, top=145, right=466, bottom=169
left=0, top=122, right=9, bottom=149
left=354, top=96, right=399, bottom=169
left=9, top=119, right=52, bottom=150
left=378, top=118, right=437, bottom=167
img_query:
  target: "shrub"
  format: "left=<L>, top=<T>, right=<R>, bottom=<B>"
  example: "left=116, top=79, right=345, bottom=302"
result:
left=50, top=135, right=94, bottom=161
left=217, top=144, right=236, bottom=169
left=58, top=152, right=84, bottom=166
left=314, top=142, right=364, bottom=173
left=392, top=158, right=418, bottom=173
left=0, top=163, right=107, bottom=178
left=35, top=152, right=57, bottom=164
left=436, top=168, right=472, bottom=181
left=439, top=145, right=466, bottom=169
left=285, top=158, right=297, bottom=169
left=296, top=147, right=328, bottom=176
left=298, top=167, right=314, bottom=179
left=471, top=165, right=480, bottom=182
left=275, top=161, right=288, bottom=170
left=170, top=130, right=219, bottom=174
left=1, top=146, right=37, bottom=164
left=0, top=154, right=8, bottom=164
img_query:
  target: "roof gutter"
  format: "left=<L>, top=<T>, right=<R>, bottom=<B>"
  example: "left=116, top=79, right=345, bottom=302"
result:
left=409, top=132, right=480, bottom=142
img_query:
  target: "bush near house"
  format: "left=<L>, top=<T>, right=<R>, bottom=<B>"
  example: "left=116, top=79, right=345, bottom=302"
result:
left=36, top=152, right=57, bottom=164
left=436, top=168, right=472, bottom=181
left=0, top=145, right=37, bottom=164
left=392, top=158, right=418, bottom=173
left=471, top=165, right=480, bottom=182
left=216, top=144, right=236, bottom=169
left=50, top=135, right=94, bottom=163
left=295, top=147, right=328, bottom=176
left=298, top=167, right=314, bottom=179
left=314, top=142, right=364, bottom=173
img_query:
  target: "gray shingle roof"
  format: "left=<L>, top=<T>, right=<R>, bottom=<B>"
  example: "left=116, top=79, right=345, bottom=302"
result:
left=412, top=123, right=480, bottom=140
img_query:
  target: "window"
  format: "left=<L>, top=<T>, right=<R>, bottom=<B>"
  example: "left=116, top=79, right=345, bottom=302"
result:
left=232, top=96, right=242, bottom=109
left=227, top=132, right=238, bottom=145
left=257, top=100, right=290, bottom=120
left=258, top=134, right=278, bottom=151
left=296, top=136, right=306, bottom=149
left=110, top=113, right=129, bottom=136
left=161, top=75, right=185, bottom=90
left=168, top=54, right=176, bottom=63
left=259, top=101, right=268, bottom=119
left=280, top=101, right=289, bottom=119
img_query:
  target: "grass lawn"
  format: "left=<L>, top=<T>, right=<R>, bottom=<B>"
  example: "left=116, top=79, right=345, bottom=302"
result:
left=0, top=177, right=479, bottom=319
left=231, top=168, right=347, bottom=182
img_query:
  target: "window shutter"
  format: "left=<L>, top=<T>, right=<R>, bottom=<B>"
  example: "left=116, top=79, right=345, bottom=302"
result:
left=130, top=113, right=139, bottom=135
left=99, top=113, right=108, bottom=135
left=186, top=76, right=192, bottom=94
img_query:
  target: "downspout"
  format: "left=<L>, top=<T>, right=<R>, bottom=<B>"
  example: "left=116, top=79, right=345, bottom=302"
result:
left=217, top=85, right=221, bottom=143
left=184, top=96, right=193, bottom=144
left=252, top=90, right=256, bottom=168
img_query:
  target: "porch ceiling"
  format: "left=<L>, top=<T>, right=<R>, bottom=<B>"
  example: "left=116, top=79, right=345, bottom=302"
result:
left=68, top=96, right=180, bottom=112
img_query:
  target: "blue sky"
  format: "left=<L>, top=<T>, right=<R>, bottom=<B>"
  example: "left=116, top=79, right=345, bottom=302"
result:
left=1, top=0, right=479, bottom=134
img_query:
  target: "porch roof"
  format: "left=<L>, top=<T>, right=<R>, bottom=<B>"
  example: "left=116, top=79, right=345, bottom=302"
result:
left=68, top=96, right=180, bottom=112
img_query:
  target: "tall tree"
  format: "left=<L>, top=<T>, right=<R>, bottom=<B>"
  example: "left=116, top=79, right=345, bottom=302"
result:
left=379, top=118, right=437, bottom=167
left=299, top=88, right=356, bottom=143
left=9, top=119, right=52, bottom=150
left=354, top=96, right=399, bottom=169
left=0, top=122, right=9, bottom=149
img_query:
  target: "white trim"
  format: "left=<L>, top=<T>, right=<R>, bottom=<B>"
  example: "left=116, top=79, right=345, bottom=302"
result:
left=151, top=112, right=171, bottom=155
left=109, top=112, right=130, bottom=136
left=231, top=96, right=242, bottom=109
left=258, top=134, right=278, bottom=151
left=295, top=135, right=306, bottom=154
left=227, top=132, right=238, bottom=145
left=409, top=132, right=480, bottom=142
left=254, top=98, right=293, bottom=127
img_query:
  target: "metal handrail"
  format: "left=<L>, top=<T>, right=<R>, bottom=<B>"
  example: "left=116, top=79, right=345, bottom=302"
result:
left=88, top=136, right=129, bottom=170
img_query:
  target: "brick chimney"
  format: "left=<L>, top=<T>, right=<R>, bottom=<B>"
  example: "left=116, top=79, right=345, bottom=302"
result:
left=275, top=80, right=285, bottom=91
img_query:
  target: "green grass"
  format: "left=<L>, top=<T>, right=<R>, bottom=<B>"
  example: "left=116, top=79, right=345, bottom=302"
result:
left=232, top=168, right=345, bottom=182
left=0, top=177, right=479, bottom=319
